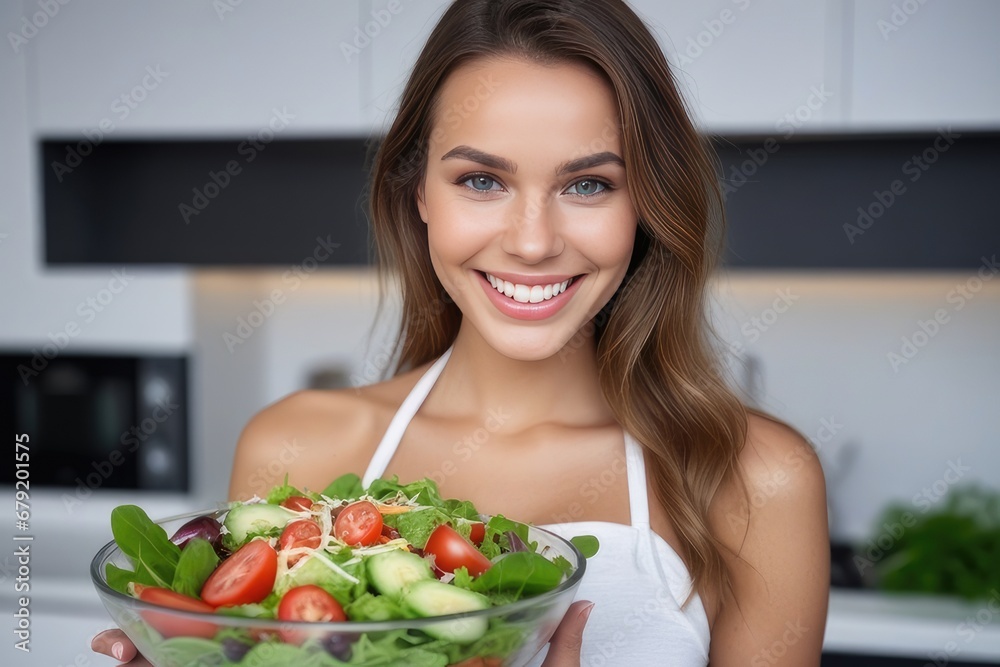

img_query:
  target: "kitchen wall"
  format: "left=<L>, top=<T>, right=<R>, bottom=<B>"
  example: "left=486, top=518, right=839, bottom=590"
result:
left=3, top=0, right=998, bottom=544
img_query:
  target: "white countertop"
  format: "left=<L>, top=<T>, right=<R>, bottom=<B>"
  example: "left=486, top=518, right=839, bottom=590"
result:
left=4, top=579, right=999, bottom=664
left=824, top=588, right=1000, bottom=662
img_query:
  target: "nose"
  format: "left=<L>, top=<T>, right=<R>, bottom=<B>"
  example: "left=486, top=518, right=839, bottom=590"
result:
left=500, top=192, right=564, bottom=262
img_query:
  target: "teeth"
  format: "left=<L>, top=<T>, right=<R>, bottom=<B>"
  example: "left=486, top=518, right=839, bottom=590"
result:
left=485, top=273, right=574, bottom=304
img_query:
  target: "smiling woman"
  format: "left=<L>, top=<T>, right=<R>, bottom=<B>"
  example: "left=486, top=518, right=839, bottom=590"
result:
left=93, top=1, right=829, bottom=666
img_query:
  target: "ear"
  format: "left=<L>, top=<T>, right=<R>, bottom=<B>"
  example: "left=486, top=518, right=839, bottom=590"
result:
left=415, top=183, right=428, bottom=225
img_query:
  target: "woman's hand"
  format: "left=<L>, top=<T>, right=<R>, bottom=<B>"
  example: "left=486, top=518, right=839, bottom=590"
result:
left=91, top=629, right=150, bottom=666
left=540, top=600, right=594, bottom=666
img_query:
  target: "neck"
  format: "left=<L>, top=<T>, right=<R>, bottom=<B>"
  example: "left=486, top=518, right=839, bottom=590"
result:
left=425, top=320, right=618, bottom=432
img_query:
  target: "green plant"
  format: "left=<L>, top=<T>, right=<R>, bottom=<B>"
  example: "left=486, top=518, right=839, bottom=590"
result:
left=867, top=483, right=1000, bottom=600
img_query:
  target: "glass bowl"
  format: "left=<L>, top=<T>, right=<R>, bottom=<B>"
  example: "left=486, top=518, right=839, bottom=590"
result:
left=91, top=509, right=586, bottom=667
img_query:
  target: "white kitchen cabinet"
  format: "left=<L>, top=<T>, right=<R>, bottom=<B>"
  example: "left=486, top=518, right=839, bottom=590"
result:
left=28, top=0, right=366, bottom=136
left=630, top=0, right=842, bottom=134
left=849, top=0, right=1000, bottom=130
left=361, top=0, right=452, bottom=132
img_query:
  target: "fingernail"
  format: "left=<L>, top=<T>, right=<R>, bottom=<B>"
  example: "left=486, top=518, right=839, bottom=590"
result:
left=112, top=641, right=124, bottom=660
left=581, top=602, right=596, bottom=621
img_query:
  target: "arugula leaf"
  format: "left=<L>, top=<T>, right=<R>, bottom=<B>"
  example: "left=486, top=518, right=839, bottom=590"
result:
left=321, top=472, right=364, bottom=501
left=171, top=538, right=219, bottom=598
left=570, top=535, right=600, bottom=558
left=551, top=555, right=574, bottom=577
left=472, top=552, right=565, bottom=598
left=265, top=473, right=304, bottom=505
left=111, top=505, right=181, bottom=589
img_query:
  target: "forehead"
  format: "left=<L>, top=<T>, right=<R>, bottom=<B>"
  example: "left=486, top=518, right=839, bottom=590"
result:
left=426, top=56, right=623, bottom=163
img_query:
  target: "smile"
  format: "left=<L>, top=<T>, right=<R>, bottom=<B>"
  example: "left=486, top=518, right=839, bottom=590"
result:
left=484, top=273, right=575, bottom=303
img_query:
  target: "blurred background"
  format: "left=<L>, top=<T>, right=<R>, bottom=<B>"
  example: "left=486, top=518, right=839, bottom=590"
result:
left=1, top=1, right=998, bottom=665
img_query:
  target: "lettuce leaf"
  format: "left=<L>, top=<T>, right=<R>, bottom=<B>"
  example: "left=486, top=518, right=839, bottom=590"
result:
left=265, top=474, right=304, bottom=505
left=320, top=472, right=364, bottom=501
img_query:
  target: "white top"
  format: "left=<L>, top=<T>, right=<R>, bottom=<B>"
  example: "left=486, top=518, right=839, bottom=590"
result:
left=362, top=345, right=711, bottom=666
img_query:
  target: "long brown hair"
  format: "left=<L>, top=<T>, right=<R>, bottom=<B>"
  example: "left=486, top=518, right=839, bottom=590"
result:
left=368, top=0, right=748, bottom=604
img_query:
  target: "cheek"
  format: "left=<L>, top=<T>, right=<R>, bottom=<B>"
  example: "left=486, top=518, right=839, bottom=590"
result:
left=575, top=212, right=638, bottom=274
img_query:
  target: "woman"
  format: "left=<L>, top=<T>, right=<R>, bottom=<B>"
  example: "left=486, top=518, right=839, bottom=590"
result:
left=94, top=1, right=829, bottom=664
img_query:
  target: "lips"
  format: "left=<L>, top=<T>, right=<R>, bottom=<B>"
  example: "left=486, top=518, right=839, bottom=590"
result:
left=484, top=272, right=575, bottom=303
left=475, top=270, right=584, bottom=321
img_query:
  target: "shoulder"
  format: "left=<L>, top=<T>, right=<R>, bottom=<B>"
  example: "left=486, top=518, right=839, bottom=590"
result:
left=227, top=364, right=431, bottom=501
left=705, top=412, right=829, bottom=665
left=732, top=412, right=827, bottom=509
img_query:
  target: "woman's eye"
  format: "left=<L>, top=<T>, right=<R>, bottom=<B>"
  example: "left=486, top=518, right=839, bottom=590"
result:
left=462, top=174, right=502, bottom=192
left=566, top=179, right=608, bottom=196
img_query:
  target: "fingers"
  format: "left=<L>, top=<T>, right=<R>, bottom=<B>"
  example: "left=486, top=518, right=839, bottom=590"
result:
left=91, top=629, right=147, bottom=664
left=541, top=600, right=594, bottom=666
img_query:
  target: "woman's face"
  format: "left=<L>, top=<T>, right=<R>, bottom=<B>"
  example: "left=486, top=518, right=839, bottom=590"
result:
left=416, top=56, right=638, bottom=360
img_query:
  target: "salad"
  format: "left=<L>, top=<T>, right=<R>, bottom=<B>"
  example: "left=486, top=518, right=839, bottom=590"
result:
left=103, top=473, right=598, bottom=666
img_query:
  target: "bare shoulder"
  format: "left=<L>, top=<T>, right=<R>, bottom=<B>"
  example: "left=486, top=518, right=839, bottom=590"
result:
left=706, top=412, right=829, bottom=666
left=733, top=412, right=826, bottom=505
left=227, top=365, right=429, bottom=501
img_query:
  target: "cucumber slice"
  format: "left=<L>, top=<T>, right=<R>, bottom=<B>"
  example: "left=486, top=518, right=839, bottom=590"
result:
left=367, top=549, right=434, bottom=600
left=223, top=503, right=297, bottom=546
left=402, top=579, right=490, bottom=643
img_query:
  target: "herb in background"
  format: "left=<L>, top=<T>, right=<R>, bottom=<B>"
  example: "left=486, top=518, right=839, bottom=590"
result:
left=868, top=483, right=1000, bottom=601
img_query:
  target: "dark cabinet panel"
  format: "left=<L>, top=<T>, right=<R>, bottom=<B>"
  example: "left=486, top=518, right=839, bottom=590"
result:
left=42, top=138, right=374, bottom=266
left=712, top=132, right=999, bottom=269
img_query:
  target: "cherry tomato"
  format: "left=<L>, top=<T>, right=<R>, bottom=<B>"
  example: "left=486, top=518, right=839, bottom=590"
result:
left=278, top=520, right=323, bottom=566
left=277, top=585, right=347, bottom=645
left=201, top=539, right=278, bottom=607
left=281, top=496, right=315, bottom=512
left=134, top=585, right=217, bottom=639
left=333, top=501, right=383, bottom=546
left=469, top=521, right=486, bottom=546
left=424, top=524, right=493, bottom=577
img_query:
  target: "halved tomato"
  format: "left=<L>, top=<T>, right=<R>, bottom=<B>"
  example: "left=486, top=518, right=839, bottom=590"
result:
left=281, top=495, right=315, bottom=512
left=276, top=585, right=347, bottom=645
left=134, top=585, right=217, bottom=639
left=200, top=539, right=278, bottom=607
left=333, top=501, right=383, bottom=546
left=424, top=524, right=493, bottom=577
left=278, top=520, right=323, bottom=566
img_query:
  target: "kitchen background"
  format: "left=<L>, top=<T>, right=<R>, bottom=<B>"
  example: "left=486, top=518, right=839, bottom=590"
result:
left=1, top=0, right=999, bottom=665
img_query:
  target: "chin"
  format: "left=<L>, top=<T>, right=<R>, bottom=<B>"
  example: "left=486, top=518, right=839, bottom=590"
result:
left=478, top=326, right=581, bottom=363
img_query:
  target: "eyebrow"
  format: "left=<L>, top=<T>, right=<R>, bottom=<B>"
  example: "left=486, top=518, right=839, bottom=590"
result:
left=440, top=145, right=625, bottom=176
